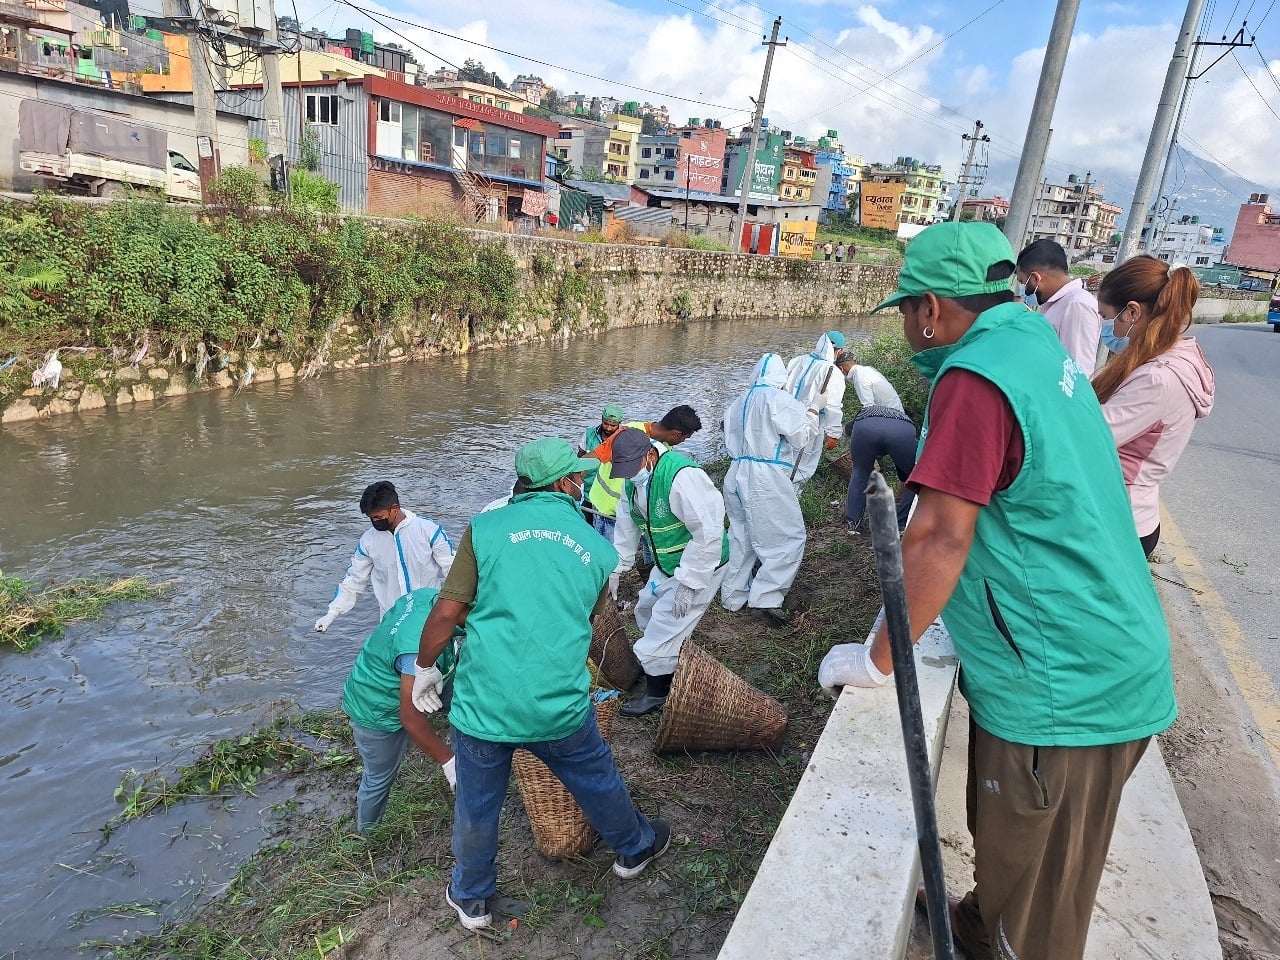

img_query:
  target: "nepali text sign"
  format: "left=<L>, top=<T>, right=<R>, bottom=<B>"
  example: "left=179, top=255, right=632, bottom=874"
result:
left=860, top=181, right=905, bottom=230
left=778, top=220, right=817, bottom=260
left=677, top=128, right=727, bottom=194
left=743, top=133, right=784, bottom=195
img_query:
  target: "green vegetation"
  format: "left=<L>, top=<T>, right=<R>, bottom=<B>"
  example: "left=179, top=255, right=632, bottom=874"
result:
left=849, top=330, right=930, bottom=423
left=287, top=169, right=340, bottom=213
left=1221, top=311, right=1267, bottom=323
left=663, top=229, right=732, bottom=252
left=0, top=571, right=166, bottom=652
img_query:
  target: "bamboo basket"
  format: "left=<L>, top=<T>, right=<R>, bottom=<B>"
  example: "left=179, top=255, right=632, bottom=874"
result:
left=513, top=692, right=621, bottom=858
left=654, top=643, right=788, bottom=753
left=589, top=603, right=643, bottom=691
left=828, top=449, right=853, bottom=481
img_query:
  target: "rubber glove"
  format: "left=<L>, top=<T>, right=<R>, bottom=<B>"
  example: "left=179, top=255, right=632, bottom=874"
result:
left=825, top=436, right=839, bottom=451
left=412, top=663, right=444, bottom=714
left=441, top=756, right=456, bottom=792
left=608, top=573, right=620, bottom=600
left=314, top=612, right=336, bottom=633
left=818, top=643, right=891, bottom=697
left=672, top=583, right=696, bottom=620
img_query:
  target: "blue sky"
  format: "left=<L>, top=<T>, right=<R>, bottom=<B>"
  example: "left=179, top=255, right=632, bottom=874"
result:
left=278, top=0, right=1279, bottom=199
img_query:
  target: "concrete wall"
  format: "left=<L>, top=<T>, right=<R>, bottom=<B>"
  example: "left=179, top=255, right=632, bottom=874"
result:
left=1194, top=294, right=1271, bottom=323
left=3, top=233, right=898, bottom=423
left=0, top=71, right=251, bottom=192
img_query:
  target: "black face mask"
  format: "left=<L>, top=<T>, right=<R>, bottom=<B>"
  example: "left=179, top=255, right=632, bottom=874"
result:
left=370, top=517, right=393, bottom=532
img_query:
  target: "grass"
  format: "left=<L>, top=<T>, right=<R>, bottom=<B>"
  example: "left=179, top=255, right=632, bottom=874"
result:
left=1221, top=311, right=1268, bottom=323
left=0, top=570, right=167, bottom=651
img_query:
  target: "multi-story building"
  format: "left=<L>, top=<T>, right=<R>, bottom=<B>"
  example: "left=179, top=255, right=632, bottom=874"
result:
left=863, top=158, right=951, bottom=225
left=961, top=195, right=1010, bottom=223
left=1225, top=194, right=1280, bottom=273
left=809, top=130, right=861, bottom=221
left=635, top=122, right=727, bottom=194
left=552, top=112, right=641, bottom=181
left=603, top=113, right=641, bottom=181
left=1025, top=174, right=1122, bottom=252
left=722, top=129, right=786, bottom=198
left=511, top=74, right=548, bottom=105
left=422, top=77, right=526, bottom=114
left=1140, top=214, right=1227, bottom=268
left=778, top=142, right=817, bottom=203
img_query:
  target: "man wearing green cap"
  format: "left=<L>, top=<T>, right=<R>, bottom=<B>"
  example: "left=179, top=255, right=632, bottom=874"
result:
left=817, top=222, right=1175, bottom=960
left=579, top=404, right=625, bottom=498
left=414, top=437, right=669, bottom=932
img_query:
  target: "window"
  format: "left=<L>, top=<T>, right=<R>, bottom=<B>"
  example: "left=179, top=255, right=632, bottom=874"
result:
left=498, top=101, right=510, bottom=110
left=470, top=95, right=481, bottom=103
left=641, top=168, right=650, bottom=178
left=641, top=147, right=652, bottom=158
left=378, top=100, right=401, bottom=122
left=509, top=137, right=521, bottom=159
left=1195, top=256, right=1209, bottom=265
left=664, top=169, right=674, bottom=180
left=306, top=94, right=339, bottom=125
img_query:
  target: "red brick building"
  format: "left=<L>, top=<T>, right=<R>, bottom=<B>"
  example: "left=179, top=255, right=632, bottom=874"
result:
left=1225, top=195, right=1280, bottom=273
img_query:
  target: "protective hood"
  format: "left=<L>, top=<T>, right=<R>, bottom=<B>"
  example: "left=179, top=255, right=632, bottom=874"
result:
left=1161, top=337, right=1215, bottom=419
left=751, top=353, right=787, bottom=388
left=810, top=334, right=836, bottom=363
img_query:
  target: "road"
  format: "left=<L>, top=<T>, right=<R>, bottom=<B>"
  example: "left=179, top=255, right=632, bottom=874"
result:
left=1160, top=321, right=1280, bottom=748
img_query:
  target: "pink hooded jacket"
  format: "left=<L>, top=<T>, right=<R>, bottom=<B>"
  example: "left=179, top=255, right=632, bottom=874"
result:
left=1100, top=337, right=1215, bottom=538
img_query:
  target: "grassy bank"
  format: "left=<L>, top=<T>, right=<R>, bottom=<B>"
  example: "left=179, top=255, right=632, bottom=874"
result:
left=0, top=571, right=166, bottom=652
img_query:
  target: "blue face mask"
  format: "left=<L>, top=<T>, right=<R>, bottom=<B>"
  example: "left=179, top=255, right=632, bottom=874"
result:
left=1019, top=277, right=1040, bottom=308
left=1100, top=308, right=1131, bottom=353
left=630, top=465, right=652, bottom=487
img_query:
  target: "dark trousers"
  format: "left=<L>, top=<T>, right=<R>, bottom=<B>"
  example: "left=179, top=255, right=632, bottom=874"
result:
left=953, top=719, right=1150, bottom=960
left=845, top=414, right=918, bottom=527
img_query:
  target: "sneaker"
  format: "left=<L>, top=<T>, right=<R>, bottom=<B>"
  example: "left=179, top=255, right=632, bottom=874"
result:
left=845, top=520, right=867, bottom=536
left=613, top=817, right=672, bottom=879
left=445, top=884, right=491, bottom=930
left=761, top=606, right=791, bottom=628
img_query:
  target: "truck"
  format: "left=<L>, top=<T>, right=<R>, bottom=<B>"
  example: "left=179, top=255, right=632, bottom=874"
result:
left=18, top=99, right=201, bottom=202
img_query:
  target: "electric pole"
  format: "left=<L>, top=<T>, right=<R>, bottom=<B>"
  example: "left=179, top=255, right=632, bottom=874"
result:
left=950, top=120, right=989, bottom=222
left=260, top=0, right=288, bottom=191
left=1119, top=0, right=1205, bottom=259
left=166, top=0, right=221, bottom=192
left=1004, top=0, right=1080, bottom=253
left=732, top=16, right=785, bottom=253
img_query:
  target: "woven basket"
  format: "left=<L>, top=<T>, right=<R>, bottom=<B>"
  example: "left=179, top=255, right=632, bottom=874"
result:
left=513, top=694, right=620, bottom=858
left=655, top=643, right=788, bottom=753
left=828, top=449, right=853, bottom=481
left=589, top=603, right=643, bottom=691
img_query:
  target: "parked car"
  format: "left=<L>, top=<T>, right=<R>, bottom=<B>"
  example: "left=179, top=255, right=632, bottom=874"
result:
left=1268, top=296, right=1280, bottom=333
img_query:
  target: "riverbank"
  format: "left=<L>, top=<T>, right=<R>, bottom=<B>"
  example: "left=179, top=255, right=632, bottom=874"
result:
left=0, top=196, right=898, bottom=424
left=93, top=457, right=881, bottom=960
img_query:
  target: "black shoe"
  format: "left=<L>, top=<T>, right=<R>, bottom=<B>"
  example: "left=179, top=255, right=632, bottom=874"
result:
left=613, top=817, right=672, bottom=878
left=445, top=884, right=491, bottom=930
left=620, top=693, right=667, bottom=717
left=760, top=606, right=790, bottom=628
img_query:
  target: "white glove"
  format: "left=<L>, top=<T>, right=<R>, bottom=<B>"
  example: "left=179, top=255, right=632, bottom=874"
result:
left=412, top=663, right=444, bottom=714
left=672, top=583, right=697, bottom=620
left=441, top=756, right=456, bottom=792
left=608, top=573, right=620, bottom=600
left=818, top=643, right=891, bottom=697
left=314, top=612, right=336, bottom=633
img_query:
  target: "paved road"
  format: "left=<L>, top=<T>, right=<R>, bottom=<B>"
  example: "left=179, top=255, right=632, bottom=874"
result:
left=1161, top=321, right=1280, bottom=694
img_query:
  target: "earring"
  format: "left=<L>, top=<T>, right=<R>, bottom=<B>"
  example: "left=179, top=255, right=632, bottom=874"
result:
left=923, top=326, right=935, bottom=340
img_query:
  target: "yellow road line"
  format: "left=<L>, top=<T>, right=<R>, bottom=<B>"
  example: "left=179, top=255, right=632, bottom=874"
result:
left=1161, top=507, right=1280, bottom=770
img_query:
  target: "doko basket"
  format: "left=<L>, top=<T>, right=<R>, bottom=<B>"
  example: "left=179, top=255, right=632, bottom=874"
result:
left=829, top=449, right=853, bottom=481
left=654, top=643, right=788, bottom=753
left=513, top=692, right=620, bottom=858
left=589, top=603, right=642, bottom=691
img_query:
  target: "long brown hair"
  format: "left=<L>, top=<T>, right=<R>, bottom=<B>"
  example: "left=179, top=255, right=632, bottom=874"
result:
left=1092, top=255, right=1198, bottom=403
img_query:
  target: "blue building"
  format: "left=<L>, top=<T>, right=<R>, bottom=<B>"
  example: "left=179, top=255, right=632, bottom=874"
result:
left=810, top=131, right=863, bottom=223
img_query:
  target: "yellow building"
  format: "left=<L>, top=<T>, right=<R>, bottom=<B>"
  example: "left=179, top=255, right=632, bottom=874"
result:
left=137, top=35, right=385, bottom=93
left=864, top=158, right=951, bottom=225
left=779, top=144, right=817, bottom=203
left=604, top=113, right=642, bottom=182
left=423, top=79, right=527, bottom=114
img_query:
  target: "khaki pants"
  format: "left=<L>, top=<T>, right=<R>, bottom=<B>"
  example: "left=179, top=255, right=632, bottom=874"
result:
left=952, top=719, right=1149, bottom=960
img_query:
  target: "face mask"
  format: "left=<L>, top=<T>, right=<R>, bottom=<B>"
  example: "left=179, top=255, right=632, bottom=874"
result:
left=1100, top=319, right=1130, bottom=354
left=630, top=465, right=652, bottom=487
left=370, top=517, right=392, bottom=532
left=567, top=479, right=586, bottom=504
left=1019, top=278, right=1039, bottom=307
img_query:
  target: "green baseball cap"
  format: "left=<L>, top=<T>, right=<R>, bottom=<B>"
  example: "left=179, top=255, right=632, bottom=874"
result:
left=872, top=222, right=1016, bottom=313
left=602, top=403, right=625, bottom=424
left=515, top=437, right=598, bottom=488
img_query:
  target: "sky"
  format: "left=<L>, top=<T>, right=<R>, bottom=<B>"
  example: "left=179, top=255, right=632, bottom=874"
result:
left=265, top=0, right=1280, bottom=203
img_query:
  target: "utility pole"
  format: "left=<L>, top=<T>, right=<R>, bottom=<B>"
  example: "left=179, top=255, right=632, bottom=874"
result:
left=732, top=17, right=785, bottom=253
left=1003, top=0, right=1080, bottom=253
left=1119, top=0, right=1205, bottom=259
left=259, top=0, right=288, bottom=192
left=166, top=0, right=221, bottom=192
left=950, top=120, right=989, bottom=222
left=684, top=153, right=691, bottom=231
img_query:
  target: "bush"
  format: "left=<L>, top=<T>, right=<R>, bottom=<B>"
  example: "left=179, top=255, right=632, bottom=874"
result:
left=287, top=169, right=339, bottom=212
left=206, top=166, right=263, bottom=212
left=850, top=331, right=930, bottom=424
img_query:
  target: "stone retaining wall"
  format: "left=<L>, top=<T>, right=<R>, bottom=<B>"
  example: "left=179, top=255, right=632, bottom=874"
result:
left=3, top=234, right=900, bottom=425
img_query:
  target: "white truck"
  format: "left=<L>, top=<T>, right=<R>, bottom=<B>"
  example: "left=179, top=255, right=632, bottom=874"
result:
left=18, top=99, right=201, bottom=202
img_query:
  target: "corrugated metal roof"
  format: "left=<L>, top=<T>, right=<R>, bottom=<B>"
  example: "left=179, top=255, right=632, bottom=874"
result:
left=563, top=179, right=633, bottom=202
left=640, top=186, right=817, bottom=209
left=613, top=205, right=674, bottom=226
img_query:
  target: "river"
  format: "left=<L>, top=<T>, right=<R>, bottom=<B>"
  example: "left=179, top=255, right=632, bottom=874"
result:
left=0, top=313, right=891, bottom=956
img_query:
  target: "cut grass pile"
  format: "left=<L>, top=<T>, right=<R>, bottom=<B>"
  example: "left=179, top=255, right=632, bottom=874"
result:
left=0, top=570, right=167, bottom=652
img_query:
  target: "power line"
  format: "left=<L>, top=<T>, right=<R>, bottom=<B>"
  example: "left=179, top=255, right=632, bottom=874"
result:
left=1254, top=42, right=1280, bottom=96
left=663, top=0, right=758, bottom=36
left=1181, top=131, right=1265, bottom=186
left=1177, top=142, right=1248, bottom=199
left=1232, top=50, right=1280, bottom=122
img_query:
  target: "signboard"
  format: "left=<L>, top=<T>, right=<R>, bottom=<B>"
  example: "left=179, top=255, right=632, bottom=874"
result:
left=741, top=132, right=784, bottom=195
left=778, top=220, right=817, bottom=260
left=860, top=181, right=906, bottom=230
left=677, top=128, right=727, bottom=195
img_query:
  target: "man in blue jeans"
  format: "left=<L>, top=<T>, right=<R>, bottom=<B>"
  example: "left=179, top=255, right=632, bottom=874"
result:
left=414, top=437, right=670, bottom=931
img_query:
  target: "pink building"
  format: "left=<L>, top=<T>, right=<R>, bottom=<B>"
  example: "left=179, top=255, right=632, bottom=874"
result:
left=1225, top=195, right=1280, bottom=272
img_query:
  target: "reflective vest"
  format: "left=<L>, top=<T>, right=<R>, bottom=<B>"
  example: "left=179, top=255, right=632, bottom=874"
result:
left=587, top=420, right=649, bottom=519
left=628, top=449, right=729, bottom=577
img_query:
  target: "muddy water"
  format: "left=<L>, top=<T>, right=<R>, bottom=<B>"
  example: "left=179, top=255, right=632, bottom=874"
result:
left=0, top=314, right=890, bottom=956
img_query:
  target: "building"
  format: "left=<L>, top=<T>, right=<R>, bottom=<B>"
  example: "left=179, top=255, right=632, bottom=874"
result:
left=723, top=130, right=786, bottom=199
left=778, top=142, right=817, bottom=203
left=603, top=112, right=641, bottom=181
left=635, top=122, right=727, bottom=194
left=1025, top=174, right=1122, bottom=252
left=421, top=77, right=526, bottom=114
left=1225, top=195, right=1280, bottom=273
left=960, top=195, right=1010, bottom=223
left=863, top=158, right=951, bottom=225
left=554, top=113, right=641, bottom=182
left=511, top=74, right=548, bottom=105
left=1140, top=214, right=1227, bottom=267
left=810, top=131, right=861, bottom=222
left=633, top=184, right=820, bottom=248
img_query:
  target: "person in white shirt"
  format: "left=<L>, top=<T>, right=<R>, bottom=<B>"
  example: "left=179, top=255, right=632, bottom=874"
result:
left=1016, top=239, right=1102, bottom=375
left=836, top=352, right=917, bottom=534
left=315, top=480, right=455, bottom=632
left=840, top=353, right=905, bottom=412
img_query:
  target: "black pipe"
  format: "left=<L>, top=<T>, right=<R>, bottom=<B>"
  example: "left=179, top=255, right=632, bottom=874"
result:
left=864, top=467, right=955, bottom=960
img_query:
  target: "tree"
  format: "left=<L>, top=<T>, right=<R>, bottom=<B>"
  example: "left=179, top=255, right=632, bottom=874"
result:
left=641, top=113, right=662, bottom=136
left=460, top=58, right=506, bottom=89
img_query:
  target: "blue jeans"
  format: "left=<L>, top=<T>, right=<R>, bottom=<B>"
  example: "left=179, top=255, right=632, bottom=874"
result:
left=846, top=414, right=918, bottom=528
left=351, top=723, right=409, bottom=830
left=593, top=513, right=616, bottom=542
left=450, top=706, right=655, bottom=900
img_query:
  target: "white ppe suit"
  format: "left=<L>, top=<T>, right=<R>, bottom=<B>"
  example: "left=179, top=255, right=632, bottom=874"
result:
left=784, top=333, right=845, bottom=488
left=322, top=509, right=455, bottom=622
left=614, top=457, right=727, bottom=676
left=720, top=354, right=821, bottom=612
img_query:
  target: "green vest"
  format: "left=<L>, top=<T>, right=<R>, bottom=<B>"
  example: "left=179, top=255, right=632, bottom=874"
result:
left=343, top=588, right=457, bottom=732
left=587, top=420, right=647, bottom=518
left=626, top=450, right=730, bottom=578
left=581, top=424, right=605, bottom=494
left=912, top=301, right=1176, bottom=747
left=452, top=491, right=618, bottom=743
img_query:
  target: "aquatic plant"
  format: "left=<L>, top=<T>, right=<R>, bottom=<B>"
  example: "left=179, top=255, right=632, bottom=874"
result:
left=0, top=571, right=165, bottom=652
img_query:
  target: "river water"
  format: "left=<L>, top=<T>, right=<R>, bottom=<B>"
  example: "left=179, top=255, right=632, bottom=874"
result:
left=0, top=313, right=890, bottom=956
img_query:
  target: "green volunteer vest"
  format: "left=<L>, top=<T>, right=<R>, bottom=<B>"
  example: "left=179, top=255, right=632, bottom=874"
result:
left=451, top=491, right=618, bottom=743
left=343, top=588, right=457, bottom=732
left=626, top=450, right=730, bottom=578
left=587, top=420, right=647, bottom=518
left=912, top=301, right=1176, bottom=747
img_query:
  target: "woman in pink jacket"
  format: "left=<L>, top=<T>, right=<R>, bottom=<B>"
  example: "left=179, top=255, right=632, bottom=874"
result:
left=1094, top=256, right=1215, bottom=557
